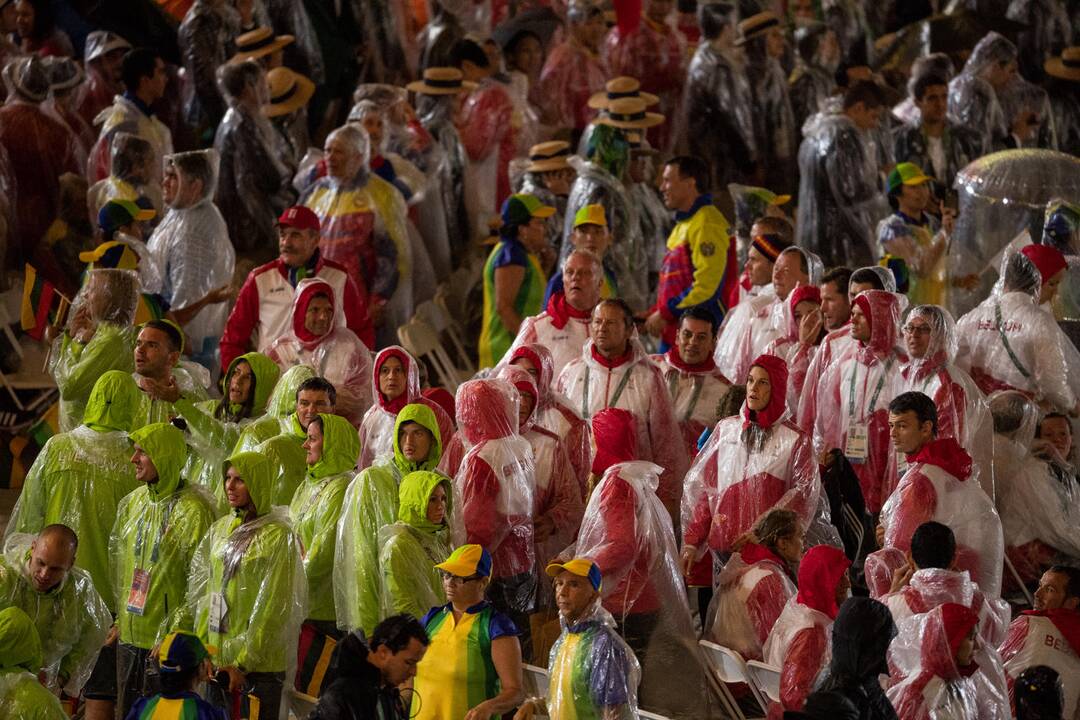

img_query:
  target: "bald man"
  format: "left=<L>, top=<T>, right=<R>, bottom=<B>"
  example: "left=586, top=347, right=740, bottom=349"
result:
left=0, top=525, right=111, bottom=698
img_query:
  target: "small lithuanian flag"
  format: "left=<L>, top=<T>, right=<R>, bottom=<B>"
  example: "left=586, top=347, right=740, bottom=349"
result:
left=20, top=265, right=70, bottom=340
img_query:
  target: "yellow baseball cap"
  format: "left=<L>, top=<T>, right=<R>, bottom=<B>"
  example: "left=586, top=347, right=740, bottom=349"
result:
left=545, top=558, right=603, bottom=591
left=573, top=204, right=607, bottom=229
left=435, top=544, right=492, bottom=578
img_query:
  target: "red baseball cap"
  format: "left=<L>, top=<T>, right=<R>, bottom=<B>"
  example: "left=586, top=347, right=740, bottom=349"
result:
left=276, top=206, right=320, bottom=233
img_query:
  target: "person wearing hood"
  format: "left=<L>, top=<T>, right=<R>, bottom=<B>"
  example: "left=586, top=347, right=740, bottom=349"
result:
left=880, top=521, right=1008, bottom=648
left=132, top=319, right=211, bottom=430
left=956, top=246, right=1080, bottom=415
left=506, top=343, right=592, bottom=499
left=537, top=3, right=606, bottom=136
left=86, top=131, right=158, bottom=221
left=651, top=306, right=732, bottom=456
left=813, top=289, right=906, bottom=513
left=43, top=56, right=94, bottom=173
left=796, top=81, right=889, bottom=270
left=875, top=392, right=1004, bottom=598
left=213, top=59, right=295, bottom=255
left=789, top=23, right=839, bottom=135
left=0, top=54, right=79, bottom=262
left=557, top=299, right=687, bottom=520
left=574, top=407, right=708, bottom=718
left=375, top=470, right=453, bottom=625
left=763, top=545, right=852, bottom=719
left=337, top=402, right=445, bottom=636
left=813, top=597, right=897, bottom=720
left=234, top=364, right=317, bottom=454
left=706, top=509, right=803, bottom=662
left=268, top=278, right=372, bottom=426
left=948, top=32, right=1018, bottom=152
left=87, top=48, right=172, bottom=185
left=186, top=451, right=306, bottom=720
left=682, top=354, right=824, bottom=592
left=50, top=267, right=140, bottom=431
left=147, top=149, right=235, bottom=370
left=290, top=413, right=359, bottom=697
left=110, top=422, right=217, bottom=716
left=765, top=285, right=826, bottom=416
left=0, top=525, right=111, bottom=700
left=515, top=559, right=641, bottom=720
left=999, top=566, right=1080, bottom=720
left=452, top=377, right=537, bottom=652
left=683, top=2, right=756, bottom=190
left=301, top=123, right=410, bottom=343
left=479, top=193, right=555, bottom=369
left=0, top=606, right=67, bottom=719
left=510, top=247, right=604, bottom=380
left=357, top=346, right=455, bottom=471
left=887, top=602, right=1011, bottom=719
left=6, top=371, right=142, bottom=613
left=176, top=351, right=280, bottom=510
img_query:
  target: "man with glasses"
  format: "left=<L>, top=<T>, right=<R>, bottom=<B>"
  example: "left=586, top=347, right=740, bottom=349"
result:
left=410, top=545, right=524, bottom=720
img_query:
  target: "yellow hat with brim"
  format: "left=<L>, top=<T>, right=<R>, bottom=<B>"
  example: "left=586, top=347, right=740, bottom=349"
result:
left=588, top=76, right=660, bottom=110
left=263, top=67, right=315, bottom=118
left=230, top=27, right=294, bottom=64
left=594, top=97, right=665, bottom=129
left=573, top=203, right=607, bottom=228
left=1045, top=47, right=1080, bottom=82
left=435, top=544, right=493, bottom=578
left=545, top=558, right=603, bottom=591
left=526, top=140, right=573, bottom=173
left=406, top=67, right=478, bottom=95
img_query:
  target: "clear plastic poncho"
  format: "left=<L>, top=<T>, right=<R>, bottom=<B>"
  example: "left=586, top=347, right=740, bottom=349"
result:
left=0, top=535, right=111, bottom=696
left=267, top=278, right=372, bottom=426
left=544, top=598, right=641, bottom=720
left=414, top=92, right=470, bottom=259
left=186, top=451, right=307, bottom=684
left=955, top=250, right=1080, bottom=412
left=234, top=363, right=316, bottom=454
left=887, top=603, right=1011, bottom=720
left=556, top=338, right=688, bottom=515
left=947, top=32, right=1016, bottom=153
left=213, top=74, right=295, bottom=253
left=4, top=370, right=142, bottom=612
left=453, top=378, right=536, bottom=608
left=796, top=109, right=888, bottom=269
left=336, top=403, right=444, bottom=634
left=0, top=606, right=67, bottom=719
left=87, top=131, right=163, bottom=219
left=376, top=470, right=453, bottom=623
left=1006, top=0, right=1072, bottom=83
left=883, top=566, right=1010, bottom=649
left=89, top=86, right=173, bottom=184
left=290, top=414, right=358, bottom=623
left=110, top=423, right=217, bottom=650
left=562, top=136, right=649, bottom=313
left=537, top=34, right=605, bottom=133
left=147, top=149, right=234, bottom=357
left=878, top=437, right=1005, bottom=597
left=177, top=0, right=230, bottom=131
left=900, top=304, right=995, bottom=498
left=682, top=356, right=822, bottom=558
left=49, top=268, right=140, bottom=432
left=570, top=460, right=709, bottom=719
left=789, top=24, right=838, bottom=133
left=745, top=38, right=797, bottom=192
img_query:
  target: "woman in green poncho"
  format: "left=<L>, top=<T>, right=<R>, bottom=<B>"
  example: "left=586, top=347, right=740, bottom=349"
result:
left=335, top=402, right=444, bottom=635
left=288, top=412, right=358, bottom=696
left=0, top=607, right=67, bottom=720
left=377, top=470, right=453, bottom=621
left=187, top=451, right=306, bottom=719
left=175, top=351, right=281, bottom=513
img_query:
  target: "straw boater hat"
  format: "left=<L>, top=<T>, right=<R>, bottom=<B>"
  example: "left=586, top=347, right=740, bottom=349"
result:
left=526, top=141, right=573, bottom=173
left=625, top=132, right=659, bottom=156
left=588, top=76, right=660, bottom=110
left=1045, top=47, right=1080, bottom=82
left=230, top=27, right=295, bottom=64
left=595, top=97, right=665, bottom=129
left=736, top=11, right=782, bottom=45
left=263, top=67, right=315, bottom=118
left=406, top=67, right=478, bottom=95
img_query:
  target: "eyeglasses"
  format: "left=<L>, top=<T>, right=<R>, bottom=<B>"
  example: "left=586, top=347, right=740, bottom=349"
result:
left=439, top=571, right=482, bottom=585
left=902, top=324, right=932, bottom=336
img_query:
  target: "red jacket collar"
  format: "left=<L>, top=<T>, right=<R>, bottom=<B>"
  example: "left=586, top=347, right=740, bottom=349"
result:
left=908, top=437, right=973, bottom=482
left=546, top=291, right=591, bottom=330
left=664, top=347, right=717, bottom=374
left=591, top=344, right=633, bottom=369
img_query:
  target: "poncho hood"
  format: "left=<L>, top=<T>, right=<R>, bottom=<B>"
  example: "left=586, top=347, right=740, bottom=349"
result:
left=372, top=346, right=419, bottom=413
left=910, top=437, right=973, bottom=482
left=308, top=413, right=360, bottom=480
left=83, top=369, right=141, bottom=432
left=397, top=470, right=452, bottom=534
left=0, top=606, right=41, bottom=672
left=456, top=378, right=518, bottom=445
left=392, top=403, right=443, bottom=473
left=796, top=545, right=851, bottom=620
left=225, top=450, right=275, bottom=518
left=590, top=407, right=638, bottom=476
left=289, top=278, right=336, bottom=347
left=742, top=353, right=789, bottom=430
left=853, top=290, right=901, bottom=360
left=225, top=351, right=281, bottom=416
left=130, top=422, right=187, bottom=499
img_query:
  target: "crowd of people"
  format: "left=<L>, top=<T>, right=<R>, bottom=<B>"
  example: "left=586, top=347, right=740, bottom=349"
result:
left=0, top=0, right=1079, bottom=719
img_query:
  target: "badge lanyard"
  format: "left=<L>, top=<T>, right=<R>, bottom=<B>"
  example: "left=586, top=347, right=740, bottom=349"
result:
left=582, top=364, right=635, bottom=418
left=667, top=370, right=704, bottom=423
left=132, top=496, right=178, bottom=566
left=848, top=357, right=894, bottom=421
left=994, top=302, right=1032, bottom=379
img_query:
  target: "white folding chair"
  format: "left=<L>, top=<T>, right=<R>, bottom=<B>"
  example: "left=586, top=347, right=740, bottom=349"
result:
left=416, top=299, right=474, bottom=375
left=523, top=663, right=549, bottom=700
left=397, top=318, right=464, bottom=392
left=744, top=660, right=782, bottom=705
left=699, top=640, right=767, bottom=720
left=1003, top=553, right=1035, bottom=606
left=639, top=711, right=674, bottom=720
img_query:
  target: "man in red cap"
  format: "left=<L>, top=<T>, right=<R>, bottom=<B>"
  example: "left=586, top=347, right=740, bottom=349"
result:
left=219, top=205, right=373, bottom=373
